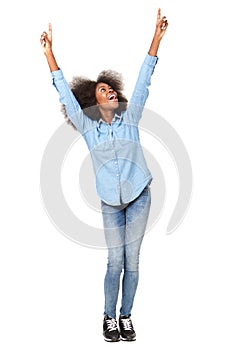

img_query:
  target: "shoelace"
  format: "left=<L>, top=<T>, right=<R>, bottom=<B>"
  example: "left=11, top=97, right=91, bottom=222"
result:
left=120, top=318, right=133, bottom=331
left=106, top=319, right=118, bottom=332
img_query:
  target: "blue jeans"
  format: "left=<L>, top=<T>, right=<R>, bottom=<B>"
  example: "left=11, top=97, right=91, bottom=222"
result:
left=101, top=185, right=151, bottom=319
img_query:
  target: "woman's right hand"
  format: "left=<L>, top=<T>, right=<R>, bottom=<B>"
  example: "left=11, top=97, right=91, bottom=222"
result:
left=40, top=23, right=59, bottom=71
left=40, top=23, right=53, bottom=56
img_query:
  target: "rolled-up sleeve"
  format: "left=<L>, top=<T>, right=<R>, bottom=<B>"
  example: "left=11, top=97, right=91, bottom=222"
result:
left=125, top=54, right=159, bottom=124
left=51, top=69, right=94, bottom=133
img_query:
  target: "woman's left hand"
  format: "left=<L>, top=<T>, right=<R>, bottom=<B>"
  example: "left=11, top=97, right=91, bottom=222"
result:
left=154, top=8, right=168, bottom=41
left=148, top=8, right=168, bottom=56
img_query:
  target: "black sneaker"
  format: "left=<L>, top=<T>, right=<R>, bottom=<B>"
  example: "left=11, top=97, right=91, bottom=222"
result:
left=119, top=315, right=136, bottom=341
left=103, top=315, right=120, bottom=342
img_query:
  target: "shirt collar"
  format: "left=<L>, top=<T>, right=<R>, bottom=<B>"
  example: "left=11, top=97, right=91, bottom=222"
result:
left=98, top=113, right=122, bottom=125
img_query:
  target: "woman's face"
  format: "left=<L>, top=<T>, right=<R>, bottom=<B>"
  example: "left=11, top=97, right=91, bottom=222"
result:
left=95, top=82, right=118, bottom=110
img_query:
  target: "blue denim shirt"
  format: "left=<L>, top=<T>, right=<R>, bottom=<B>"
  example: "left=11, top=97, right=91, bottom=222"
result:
left=52, top=54, right=158, bottom=205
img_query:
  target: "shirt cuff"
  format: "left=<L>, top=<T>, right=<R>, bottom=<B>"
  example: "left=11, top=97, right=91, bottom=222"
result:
left=145, top=54, right=159, bottom=66
left=51, top=69, right=64, bottom=80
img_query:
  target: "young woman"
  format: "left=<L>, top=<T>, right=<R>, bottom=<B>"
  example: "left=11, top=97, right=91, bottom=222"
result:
left=40, top=8, right=168, bottom=342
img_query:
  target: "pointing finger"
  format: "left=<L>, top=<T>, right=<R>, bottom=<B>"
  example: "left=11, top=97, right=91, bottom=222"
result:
left=157, top=8, right=161, bottom=21
left=48, top=23, right=52, bottom=34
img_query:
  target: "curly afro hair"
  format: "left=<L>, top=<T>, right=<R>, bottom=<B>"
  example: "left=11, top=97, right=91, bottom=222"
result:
left=61, top=69, right=128, bottom=129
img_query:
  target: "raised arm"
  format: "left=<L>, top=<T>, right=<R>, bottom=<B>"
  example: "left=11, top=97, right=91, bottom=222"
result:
left=40, top=23, right=59, bottom=72
left=148, top=8, right=168, bottom=56
left=126, top=9, right=168, bottom=123
left=40, top=24, right=95, bottom=133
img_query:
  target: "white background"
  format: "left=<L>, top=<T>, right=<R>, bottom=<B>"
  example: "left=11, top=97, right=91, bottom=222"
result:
left=1, top=0, right=233, bottom=349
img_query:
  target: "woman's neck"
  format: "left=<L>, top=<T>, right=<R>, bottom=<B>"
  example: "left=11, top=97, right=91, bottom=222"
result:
left=100, top=110, right=115, bottom=124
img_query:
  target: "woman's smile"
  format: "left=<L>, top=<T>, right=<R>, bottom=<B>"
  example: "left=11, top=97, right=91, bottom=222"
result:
left=96, top=83, right=118, bottom=106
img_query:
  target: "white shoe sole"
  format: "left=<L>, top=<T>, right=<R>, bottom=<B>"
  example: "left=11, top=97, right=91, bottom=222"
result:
left=120, top=335, right=136, bottom=341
